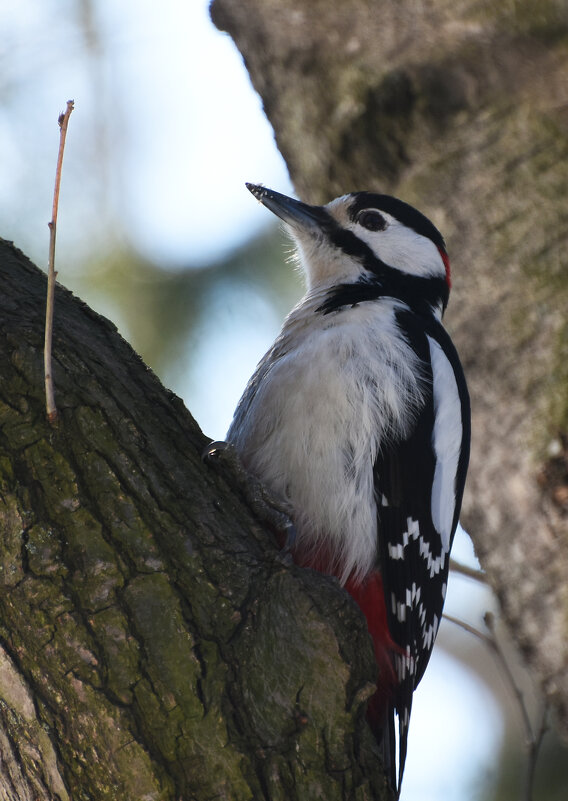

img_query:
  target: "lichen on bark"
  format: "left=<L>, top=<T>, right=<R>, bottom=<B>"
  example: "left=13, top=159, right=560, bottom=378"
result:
left=0, top=238, right=391, bottom=799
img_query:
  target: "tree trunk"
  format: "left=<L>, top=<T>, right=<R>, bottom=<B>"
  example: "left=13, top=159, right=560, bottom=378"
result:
left=211, top=0, right=568, bottom=734
left=0, top=240, right=389, bottom=799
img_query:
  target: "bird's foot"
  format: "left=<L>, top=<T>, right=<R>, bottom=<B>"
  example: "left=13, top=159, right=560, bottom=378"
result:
left=203, top=440, right=296, bottom=555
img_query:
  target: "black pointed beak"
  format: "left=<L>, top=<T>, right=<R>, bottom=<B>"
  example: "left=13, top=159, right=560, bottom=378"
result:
left=246, top=183, right=330, bottom=232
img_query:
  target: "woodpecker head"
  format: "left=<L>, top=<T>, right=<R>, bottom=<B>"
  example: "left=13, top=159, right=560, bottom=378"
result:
left=247, top=183, right=451, bottom=316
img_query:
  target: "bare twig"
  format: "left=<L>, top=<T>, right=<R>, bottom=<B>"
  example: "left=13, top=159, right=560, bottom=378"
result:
left=525, top=705, right=549, bottom=801
left=449, top=557, right=487, bottom=583
left=443, top=613, right=493, bottom=647
left=444, top=610, right=549, bottom=801
left=44, top=99, right=74, bottom=424
left=482, top=612, right=535, bottom=747
left=483, top=613, right=549, bottom=801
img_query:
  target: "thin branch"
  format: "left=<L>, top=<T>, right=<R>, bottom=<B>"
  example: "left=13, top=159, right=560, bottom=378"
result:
left=483, top=613, right=548, bottom=801
left=44, top=99, right=74, bottom=424
left=443, top=612, right=493, bottom=646
left=444, top=611, right=549, bottom=801
left=482, top=612, right=535, bottom=747
left=525, top=705, right=549, bottom=801
left=449, top=557, right=487, bottom=583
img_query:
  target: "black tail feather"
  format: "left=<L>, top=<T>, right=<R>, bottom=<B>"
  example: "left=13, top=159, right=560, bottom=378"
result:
left=367, top=698, right=413, bottom=798
left=368, top=703, right=398, bottom=796
left=397, top=710, right=410, bottom=797
left=386, top=707, right=398, bottom=795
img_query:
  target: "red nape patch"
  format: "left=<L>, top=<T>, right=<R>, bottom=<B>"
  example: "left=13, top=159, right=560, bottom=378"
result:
left=438, top=247, right=451, bottom=288
left=345, top=572, right=399, bottom=725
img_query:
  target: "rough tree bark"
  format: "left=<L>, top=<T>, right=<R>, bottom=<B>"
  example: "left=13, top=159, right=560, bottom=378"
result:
left=211, top=0, right=568, bottom=732
left=0, top=240, right=389, bottom=799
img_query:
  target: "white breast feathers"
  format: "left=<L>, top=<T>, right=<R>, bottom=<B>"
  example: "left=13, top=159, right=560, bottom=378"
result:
left=227, top=291, right=426, bottom=584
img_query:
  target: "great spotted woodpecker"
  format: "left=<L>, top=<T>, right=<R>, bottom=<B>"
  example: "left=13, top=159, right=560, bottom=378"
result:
left=226, top=183, right=470, bottom=795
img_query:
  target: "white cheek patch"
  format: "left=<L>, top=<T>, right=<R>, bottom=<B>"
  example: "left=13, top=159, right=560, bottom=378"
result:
left=354, top=216, right=445, bottom=281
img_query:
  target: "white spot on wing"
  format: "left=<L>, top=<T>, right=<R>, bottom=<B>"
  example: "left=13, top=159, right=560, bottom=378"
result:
left=418, top=533, right=446, bottom=577
left=396, top=650, right=417, bottom=679
left=388, top=542, right=405, bottom=559
left=388, top=518, right=446, bottom=576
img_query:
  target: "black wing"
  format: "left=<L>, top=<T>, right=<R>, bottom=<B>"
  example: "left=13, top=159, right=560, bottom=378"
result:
left=374, top=310, right=470, bottom=791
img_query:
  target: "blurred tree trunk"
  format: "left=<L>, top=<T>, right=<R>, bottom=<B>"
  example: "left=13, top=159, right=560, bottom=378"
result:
left=0, top=239, right=388, bottom=800
left=211, top=0, right=568, bottom=734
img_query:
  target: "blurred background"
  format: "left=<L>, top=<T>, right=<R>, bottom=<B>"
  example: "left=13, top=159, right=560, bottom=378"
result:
left=2, top=1, right=566, bottom=798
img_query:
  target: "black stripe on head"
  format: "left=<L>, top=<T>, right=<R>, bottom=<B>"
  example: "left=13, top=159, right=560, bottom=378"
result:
left=304, top=194, right=450, bottom=315
left=313, top=211, right=379, bottom=263
left=348, top=192, right=447, bottom=255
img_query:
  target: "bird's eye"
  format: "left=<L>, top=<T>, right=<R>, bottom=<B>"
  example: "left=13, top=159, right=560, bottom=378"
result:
left=357, top=210, right=386, bottom=231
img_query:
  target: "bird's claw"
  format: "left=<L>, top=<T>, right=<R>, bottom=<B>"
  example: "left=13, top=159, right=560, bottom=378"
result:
left=203, top=439, right=296, bottom=558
